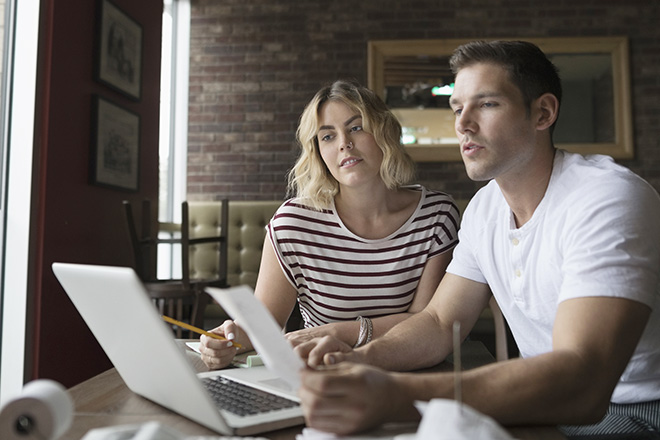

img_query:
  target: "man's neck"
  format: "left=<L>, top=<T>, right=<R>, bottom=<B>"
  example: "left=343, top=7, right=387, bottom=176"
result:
left=498, top=148, right=556, bottom=228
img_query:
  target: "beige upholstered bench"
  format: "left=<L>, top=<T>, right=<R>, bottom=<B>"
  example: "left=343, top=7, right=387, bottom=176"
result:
left=202, top=200, right=282, bottom=326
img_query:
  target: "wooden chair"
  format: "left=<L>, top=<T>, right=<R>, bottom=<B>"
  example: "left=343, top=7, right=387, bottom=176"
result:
left=122, top=199, right=229, bottom=337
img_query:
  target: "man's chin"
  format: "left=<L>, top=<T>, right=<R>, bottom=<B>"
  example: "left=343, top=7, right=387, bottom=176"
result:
left=463, top=163, right=491, bottom=182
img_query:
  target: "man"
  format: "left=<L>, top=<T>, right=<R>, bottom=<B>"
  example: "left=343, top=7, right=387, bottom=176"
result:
left=295, top=40, right=660, bottom=438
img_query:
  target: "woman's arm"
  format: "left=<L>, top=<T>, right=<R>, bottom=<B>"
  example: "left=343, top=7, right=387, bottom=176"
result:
left=253, top=237, right=300, bottom=328
left=199, top=236, right=298, bottom=369
left=286, top=250, right=453, bottom=347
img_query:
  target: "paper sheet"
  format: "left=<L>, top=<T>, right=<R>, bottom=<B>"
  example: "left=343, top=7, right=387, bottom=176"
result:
left=412, top=399, right=513, bottom=440
left=295, top=423, right=418, bottom=440
left=205, top=286, right=304, bottom=390
left=185, top=342, right=264, bottom=368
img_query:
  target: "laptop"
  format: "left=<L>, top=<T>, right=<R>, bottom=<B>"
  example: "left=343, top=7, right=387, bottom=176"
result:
left=52, top=262, right=305, bottom=436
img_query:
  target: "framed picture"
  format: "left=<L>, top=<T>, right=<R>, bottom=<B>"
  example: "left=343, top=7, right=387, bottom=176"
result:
left=91, top=96, right=140, bottom=191
left=96, top=0, right=142, bottom=100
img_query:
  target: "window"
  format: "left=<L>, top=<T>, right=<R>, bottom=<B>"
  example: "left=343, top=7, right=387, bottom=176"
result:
left=158, top=0, right=190, bottom=278
left=0, top=0, right=40, bottom=402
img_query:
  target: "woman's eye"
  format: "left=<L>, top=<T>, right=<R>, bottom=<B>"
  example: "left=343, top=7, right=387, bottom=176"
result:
left=350, top=125, right=362, bottom=133
left=319, top=134, right=332, bottom=142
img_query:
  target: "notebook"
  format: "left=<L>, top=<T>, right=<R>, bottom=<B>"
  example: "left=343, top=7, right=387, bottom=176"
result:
left=52, top=262, right=305, bottom=436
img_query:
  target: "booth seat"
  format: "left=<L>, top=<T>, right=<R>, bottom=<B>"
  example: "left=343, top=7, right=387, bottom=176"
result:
left=203, top=200, right=282, bottom=326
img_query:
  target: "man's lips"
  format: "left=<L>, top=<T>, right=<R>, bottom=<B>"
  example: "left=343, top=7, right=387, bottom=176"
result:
left=340, top=157, right=362, bottom=167
left=462, top=142, right=484, bottom=154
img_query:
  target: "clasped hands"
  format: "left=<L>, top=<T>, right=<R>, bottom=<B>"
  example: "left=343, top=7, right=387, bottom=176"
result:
left=198, top=320, right=413, bottom=435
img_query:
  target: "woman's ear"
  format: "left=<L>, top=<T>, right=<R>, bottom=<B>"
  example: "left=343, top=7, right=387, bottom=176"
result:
left=534, top=93, right=560, bottom=131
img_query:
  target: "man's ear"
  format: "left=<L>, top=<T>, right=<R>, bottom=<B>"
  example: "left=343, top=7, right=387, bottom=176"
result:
left=534, top=93, right=559, bottom=131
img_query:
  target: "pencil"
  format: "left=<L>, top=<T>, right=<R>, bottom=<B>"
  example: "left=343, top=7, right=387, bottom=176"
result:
left=162, top=315, right=242, bottom=348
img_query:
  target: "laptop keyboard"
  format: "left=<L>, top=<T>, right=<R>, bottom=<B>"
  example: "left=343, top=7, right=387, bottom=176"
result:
left=202, top=376, right=299, bottom=417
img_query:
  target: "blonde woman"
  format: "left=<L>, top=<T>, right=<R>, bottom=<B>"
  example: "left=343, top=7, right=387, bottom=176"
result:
left=199, top=80, right=459, bottom=369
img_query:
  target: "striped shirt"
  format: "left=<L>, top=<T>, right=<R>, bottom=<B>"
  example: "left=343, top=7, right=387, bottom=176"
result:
left=266, top=185, right=459, bottom=328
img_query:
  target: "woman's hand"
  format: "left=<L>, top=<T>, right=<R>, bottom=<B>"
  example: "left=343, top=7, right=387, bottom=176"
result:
left=294, top=335, right=363, bottom=368
left=198, top=320, right=240, bottom=370
left=285, top=325, right=340, bottom=347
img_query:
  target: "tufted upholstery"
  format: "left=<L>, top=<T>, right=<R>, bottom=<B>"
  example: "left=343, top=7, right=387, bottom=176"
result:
left=200, top=200, right=282, bottom=324
left=225, top=200, right=282, bottom=287
left=187, top=200, right=229, bottom=282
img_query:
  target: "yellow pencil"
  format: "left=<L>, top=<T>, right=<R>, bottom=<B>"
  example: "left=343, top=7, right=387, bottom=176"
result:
left=162, top=315, right=242, bottom=348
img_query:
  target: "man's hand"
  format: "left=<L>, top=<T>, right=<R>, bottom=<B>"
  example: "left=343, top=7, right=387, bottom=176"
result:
left=294, top=335, right=364, bottom=367
left=299, top=363, right=418, bottom=435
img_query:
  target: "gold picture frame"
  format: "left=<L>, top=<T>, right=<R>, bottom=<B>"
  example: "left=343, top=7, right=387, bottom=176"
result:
left=368, top=37, right=633, bottom=162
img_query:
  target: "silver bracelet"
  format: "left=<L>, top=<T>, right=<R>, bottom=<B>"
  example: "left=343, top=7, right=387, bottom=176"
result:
left=354, top=316, right=373, bottom=348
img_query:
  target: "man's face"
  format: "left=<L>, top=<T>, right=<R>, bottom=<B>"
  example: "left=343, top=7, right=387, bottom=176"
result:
left=449, top=62, right=538, bottom=182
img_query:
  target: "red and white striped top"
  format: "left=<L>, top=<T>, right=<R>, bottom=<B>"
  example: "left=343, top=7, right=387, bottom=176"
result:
left=266, top=186, right=460, bottom=327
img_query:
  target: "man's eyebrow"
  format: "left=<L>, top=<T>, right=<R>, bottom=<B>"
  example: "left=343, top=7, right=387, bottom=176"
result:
left=450, top=91, right=504, bottom=106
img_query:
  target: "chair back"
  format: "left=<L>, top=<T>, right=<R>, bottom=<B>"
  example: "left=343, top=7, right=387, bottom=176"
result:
left=122, top=199, right=158, bottom=281
left=122, top=199, right=230, bottom=336
left=185, top=200, right=229, bottom=285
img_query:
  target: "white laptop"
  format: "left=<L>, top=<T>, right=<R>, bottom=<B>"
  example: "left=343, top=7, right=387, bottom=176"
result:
left=52, top=262, right=305, bottom=436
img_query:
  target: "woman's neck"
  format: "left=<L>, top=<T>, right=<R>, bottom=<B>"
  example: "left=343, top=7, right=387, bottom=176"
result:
left=334, top=185, right=420, bottom=239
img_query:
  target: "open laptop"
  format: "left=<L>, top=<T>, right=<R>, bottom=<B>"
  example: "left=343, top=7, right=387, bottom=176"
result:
left=52, top=262, right=305, bottom=436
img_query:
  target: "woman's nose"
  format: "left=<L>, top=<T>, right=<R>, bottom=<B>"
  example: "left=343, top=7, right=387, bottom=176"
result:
left=339, top=139, right=353, bottom=150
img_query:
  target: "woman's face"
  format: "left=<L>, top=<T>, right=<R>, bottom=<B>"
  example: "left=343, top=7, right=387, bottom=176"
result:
left=316, top=100, right=384, bottom=189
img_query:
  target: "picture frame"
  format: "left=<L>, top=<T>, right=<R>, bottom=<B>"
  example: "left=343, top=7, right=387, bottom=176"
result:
left=96, top=0, right=143, bottom=100
left=369, top=36, right=633, bottom=162
left=90, top=96, right=140, bottom=191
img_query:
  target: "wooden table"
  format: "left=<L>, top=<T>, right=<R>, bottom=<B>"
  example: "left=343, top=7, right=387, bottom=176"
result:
left=62, top=341, right=565, bottom=439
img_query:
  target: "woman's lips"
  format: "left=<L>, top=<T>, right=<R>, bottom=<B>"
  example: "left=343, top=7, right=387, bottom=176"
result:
left=340, top=157, right=362, bottom=167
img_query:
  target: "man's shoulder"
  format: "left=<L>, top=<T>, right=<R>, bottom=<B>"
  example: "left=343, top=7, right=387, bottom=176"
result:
left=463, top=181, right=503, bottom=215
left=556, top=150, right=659, bottom=205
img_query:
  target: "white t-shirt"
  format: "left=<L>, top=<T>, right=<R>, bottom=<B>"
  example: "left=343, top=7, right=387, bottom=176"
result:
left=448, top=149, right=660, bottom=403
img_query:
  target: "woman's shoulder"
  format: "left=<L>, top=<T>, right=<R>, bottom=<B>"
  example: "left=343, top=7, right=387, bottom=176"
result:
left=271, top=197, right=336, bottom=225
left=276, top=197, right=331, bottom=214
left=411, top=185, right=459, bottom=215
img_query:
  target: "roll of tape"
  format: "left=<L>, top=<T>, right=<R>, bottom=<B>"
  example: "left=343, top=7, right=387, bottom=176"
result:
left=0, top=379, right=73, bottom=440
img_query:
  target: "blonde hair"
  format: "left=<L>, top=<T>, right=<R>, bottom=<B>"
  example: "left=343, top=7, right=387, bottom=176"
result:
left=288, top=80, right=416, bottom=211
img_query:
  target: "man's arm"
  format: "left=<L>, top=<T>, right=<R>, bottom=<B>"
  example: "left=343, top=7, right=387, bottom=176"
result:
left=300, top=286, right=651, bottom=433
left=300, top=273, right=492, bottom=369
left=394, top=296, right=650, bottom=425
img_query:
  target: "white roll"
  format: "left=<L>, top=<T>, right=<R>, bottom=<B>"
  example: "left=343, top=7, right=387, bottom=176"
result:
left=0, top=379, right=73, bottom=440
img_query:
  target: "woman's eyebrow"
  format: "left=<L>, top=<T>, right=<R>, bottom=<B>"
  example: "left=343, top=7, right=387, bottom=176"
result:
left=343, top=115, right=361, bottom=127
left=318, top=115, right=361, bottom=132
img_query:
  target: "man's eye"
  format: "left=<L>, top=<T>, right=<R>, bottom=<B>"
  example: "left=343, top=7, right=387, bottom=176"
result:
left=453, top=108, right=462, bottom=116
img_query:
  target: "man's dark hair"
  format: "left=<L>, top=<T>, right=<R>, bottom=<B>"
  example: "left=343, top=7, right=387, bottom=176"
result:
left=449, top=40, right=562, bottom=130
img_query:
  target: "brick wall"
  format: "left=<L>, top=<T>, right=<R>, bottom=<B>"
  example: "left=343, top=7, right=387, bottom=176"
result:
left=187, top=0, right=660, bottom=202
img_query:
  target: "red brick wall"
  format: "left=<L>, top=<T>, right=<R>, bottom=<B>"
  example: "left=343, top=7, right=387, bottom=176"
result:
left=187, top=0, right=660, bottom=202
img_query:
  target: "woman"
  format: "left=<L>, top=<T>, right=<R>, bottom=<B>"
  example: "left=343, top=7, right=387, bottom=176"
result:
left=199, top=80, right=459, bottom=369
